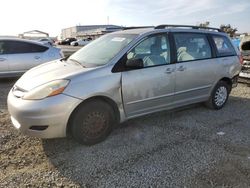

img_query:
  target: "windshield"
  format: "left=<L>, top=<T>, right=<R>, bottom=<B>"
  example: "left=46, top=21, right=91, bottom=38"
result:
left=69, top=33, right=137, bottom=67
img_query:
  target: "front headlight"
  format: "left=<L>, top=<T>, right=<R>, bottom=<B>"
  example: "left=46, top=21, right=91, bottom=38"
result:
left=22, top=80, right=70, bottom=100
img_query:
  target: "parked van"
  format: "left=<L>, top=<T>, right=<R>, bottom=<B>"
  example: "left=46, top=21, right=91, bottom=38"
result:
left=8, top=25, right=242, bottom=145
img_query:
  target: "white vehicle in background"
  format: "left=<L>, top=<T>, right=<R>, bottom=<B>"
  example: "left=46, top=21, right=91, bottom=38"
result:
left=0, top=38, right=63, bottom=78
left=70, top=38, right=92, bottom=46
left=38, top=38, right=55, bottom=46
left=239, top=36, right=250, bottom=80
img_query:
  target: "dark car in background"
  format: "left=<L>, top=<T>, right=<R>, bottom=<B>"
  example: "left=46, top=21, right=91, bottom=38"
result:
left=58, top=38, right=77, bottom=45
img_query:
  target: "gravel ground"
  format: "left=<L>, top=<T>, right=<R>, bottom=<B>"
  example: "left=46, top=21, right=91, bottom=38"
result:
left=0, top=80, right=250, bottom=188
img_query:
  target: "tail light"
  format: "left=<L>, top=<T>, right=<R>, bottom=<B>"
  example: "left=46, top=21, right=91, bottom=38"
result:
left=238, top=54, right=244, bottom=65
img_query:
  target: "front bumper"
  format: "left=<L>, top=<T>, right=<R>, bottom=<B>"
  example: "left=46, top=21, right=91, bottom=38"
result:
left=7, top=91, right=82, bottom=138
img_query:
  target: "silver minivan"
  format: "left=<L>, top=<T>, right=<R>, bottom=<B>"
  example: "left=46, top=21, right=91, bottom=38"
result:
left=8, top=25, right=242, bottom=145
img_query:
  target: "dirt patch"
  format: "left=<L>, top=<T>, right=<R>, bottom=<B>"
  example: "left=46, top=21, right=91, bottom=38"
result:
left=192, top=159, right=250, bottom=188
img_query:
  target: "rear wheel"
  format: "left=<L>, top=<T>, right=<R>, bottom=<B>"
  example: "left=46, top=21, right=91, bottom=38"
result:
left=70, top=100, right=115, bottom=145
left=205, top=81, right=230, bottom=110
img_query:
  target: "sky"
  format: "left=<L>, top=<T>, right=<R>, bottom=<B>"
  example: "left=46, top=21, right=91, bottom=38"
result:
left=1, top=0, right=250, bottom=37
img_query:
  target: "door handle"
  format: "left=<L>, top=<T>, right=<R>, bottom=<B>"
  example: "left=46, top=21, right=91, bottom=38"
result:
left=0, top=58, right=6, bottom=61
left=177, top=66, right=186, bottom=71
left=34, top=56, right=40, bottom=60
left=165, top=68, right=174, bottom=74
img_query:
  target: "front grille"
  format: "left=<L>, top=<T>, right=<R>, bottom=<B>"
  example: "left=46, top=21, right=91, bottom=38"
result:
left=29, top=125, right=49, bottom=131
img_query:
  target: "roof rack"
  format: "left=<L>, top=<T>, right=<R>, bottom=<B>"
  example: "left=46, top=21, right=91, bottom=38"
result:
left=155, top=24, right=223, bottom=32
left=123, top=26, right=154, bottom=30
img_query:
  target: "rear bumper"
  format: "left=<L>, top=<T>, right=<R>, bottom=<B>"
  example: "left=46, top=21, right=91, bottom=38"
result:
left=8, top=91, right=82, bottom=138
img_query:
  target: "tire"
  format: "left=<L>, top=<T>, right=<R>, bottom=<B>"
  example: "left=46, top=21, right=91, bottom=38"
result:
left=70, top=100, right=115, bottom=145
left=205, top=81, right=230, bottom=110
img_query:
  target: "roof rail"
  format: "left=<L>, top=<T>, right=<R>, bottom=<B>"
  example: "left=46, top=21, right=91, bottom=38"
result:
left=123, top=26, right=154, bottom=30
left=155, top=24, right=223, bottom=32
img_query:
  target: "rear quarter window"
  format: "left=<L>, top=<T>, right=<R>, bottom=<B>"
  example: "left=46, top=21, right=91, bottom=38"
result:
left=212, top=35, right=236, bottom=57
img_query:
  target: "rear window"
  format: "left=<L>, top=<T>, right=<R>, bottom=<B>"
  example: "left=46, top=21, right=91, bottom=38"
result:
left=212, top=36, right=236, bottom=57
left=3, top=41, right=48, bottom=54
left=241, top=41, right=250, bottom=51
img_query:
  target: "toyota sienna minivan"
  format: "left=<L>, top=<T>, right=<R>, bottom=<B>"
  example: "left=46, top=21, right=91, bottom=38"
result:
left=8, top=25, right=242, bottom=145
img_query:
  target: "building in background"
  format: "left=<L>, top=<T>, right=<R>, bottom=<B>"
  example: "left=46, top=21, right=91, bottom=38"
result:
left=61, top=25, right=122, bottom=39
left=18, top=30, right=49, bottom=39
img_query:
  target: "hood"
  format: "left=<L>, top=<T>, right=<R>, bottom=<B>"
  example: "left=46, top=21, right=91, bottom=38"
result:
left=15, top=59, right=93, bottom=91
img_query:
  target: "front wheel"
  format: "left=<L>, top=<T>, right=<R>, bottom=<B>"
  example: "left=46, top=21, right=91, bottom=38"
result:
left=205, top=81, right=230, bottom=110
left=70, top=100, right=115, bottom=145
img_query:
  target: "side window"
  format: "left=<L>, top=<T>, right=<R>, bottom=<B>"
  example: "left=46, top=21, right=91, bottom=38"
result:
left=212, top=36, right=235, bottom=57
left=0, top=41, right=6, bottom=55
left=174, top=33, right=212, bottom=62
left=5, top=41, right=48, bottom=54
left=127, top=34, right=170, bottom=67
left=30, top=43, right=49, bottom=53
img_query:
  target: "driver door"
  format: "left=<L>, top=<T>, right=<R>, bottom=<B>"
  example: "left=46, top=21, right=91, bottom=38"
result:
left=121, top=34, right=176, bottom=117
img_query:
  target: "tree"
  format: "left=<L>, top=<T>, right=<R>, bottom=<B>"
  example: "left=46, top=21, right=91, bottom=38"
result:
left=220, top=24, right=237, bottom=37
left=198, top=21, right=210, bottom=27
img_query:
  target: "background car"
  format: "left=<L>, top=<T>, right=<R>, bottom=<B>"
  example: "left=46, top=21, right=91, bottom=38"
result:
left=58, top=38, right=77, bottom=45
left=0, top=38, right=63, bottom=78
left=70, top=38, right=92, bottom=46
left=38, top=38, right=55, bottom=46
left=239, top=36, right=250, bottom=79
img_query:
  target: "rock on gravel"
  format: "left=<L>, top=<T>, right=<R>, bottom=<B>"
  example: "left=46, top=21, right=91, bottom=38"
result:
left=0, top=80, right=250, bottom=187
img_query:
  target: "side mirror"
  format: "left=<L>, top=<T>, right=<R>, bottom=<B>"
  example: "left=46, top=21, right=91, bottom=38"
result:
left=126, top=58, right=144, bottom=69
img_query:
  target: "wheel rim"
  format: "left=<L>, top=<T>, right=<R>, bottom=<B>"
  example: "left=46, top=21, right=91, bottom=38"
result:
left=82, top=111, right=107, bottom=138
left=214, top=86, right=227, bottom=107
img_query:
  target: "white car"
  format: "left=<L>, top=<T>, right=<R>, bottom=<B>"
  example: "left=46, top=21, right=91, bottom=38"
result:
left=70, top=38, right=92, bottom=46
left=38, top=38, right=55, bottom=46
left=0, top=38, right=63, bottom=78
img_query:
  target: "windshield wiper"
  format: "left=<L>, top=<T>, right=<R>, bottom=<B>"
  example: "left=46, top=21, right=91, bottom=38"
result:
left=68, top=58, right=85, bottom=67
left=60, top=56, right=68, bottom=62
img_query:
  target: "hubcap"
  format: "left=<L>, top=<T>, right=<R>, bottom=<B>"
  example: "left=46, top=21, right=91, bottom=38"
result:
left=214, top=86, right=227, bottom=107
left=82, top=111, right=107, bottom=138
